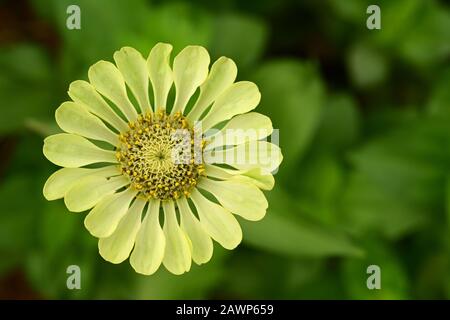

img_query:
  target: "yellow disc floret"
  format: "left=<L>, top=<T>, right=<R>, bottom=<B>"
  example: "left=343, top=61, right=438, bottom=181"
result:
left=116, top=110, right=205, bottom=200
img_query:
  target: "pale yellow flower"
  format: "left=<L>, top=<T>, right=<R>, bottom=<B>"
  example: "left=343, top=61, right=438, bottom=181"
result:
left=42, top=43, right=282, bottom=275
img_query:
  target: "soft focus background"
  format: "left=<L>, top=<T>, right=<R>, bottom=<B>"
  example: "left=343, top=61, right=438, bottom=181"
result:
left=0, top=0, right=449, bottom=299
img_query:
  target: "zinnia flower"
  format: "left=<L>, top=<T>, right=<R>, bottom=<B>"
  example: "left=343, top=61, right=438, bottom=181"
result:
left=42, top=43, right=282, bottom=275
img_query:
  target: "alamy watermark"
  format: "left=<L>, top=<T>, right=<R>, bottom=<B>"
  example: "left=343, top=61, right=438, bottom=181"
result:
left=66, top=5, right=81, bottom=30
left=170, top=123, right=281, bottom=175
left=366, top=265, right=381, bottom=290
left=366, top=5, right=381, bottom=30
left=66, top=265, right=81, bottom=290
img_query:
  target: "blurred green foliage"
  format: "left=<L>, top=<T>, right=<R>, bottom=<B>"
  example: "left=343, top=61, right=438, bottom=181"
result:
left=0, top=0, right=449, bottom=299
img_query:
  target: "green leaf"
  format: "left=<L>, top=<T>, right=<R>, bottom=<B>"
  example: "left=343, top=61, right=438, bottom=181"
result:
left=427, top=67, right=450, bottom=117
left=416, top=252, right=449, bottom=299
left=446, top=178, right=450, bottom=231
left=282, top=259, right=329, bottom=299
left=26, top=206, right=97, bottom=299
left=314, top=93, right=361, bottom=150
left=32, top=0, right=212, bottom=64
left=92, top=244, right=227, bottom=299
left=398, top=2, right=450, bottom=67
left=347, top=43, right=388, bottom=88
left=30, top=0, right=151, bottom=64
left=26, top=245, right=96, bottom=299
left=39, top=201, right=79, bottom=258
left=343, top=115, right=450, bottom=239
left=241, top=187, right=363, bottom=258
left=0, top=175, right=36, bottom=274
left=143, top=2, right=213, bottom=55
left=328, top=0, right=368, bottom=23
left=364, top=107, right=420, bottom=136
left=341, top=239, right=410, bottom=299
left=252, top=60, right=325, bottom=179
left=342, top=172, right=428, bottom=239
left=332, top=0, right=449, bottom=67
left=291, top=265, right=347, bottom=299
left=210, top=13, right=267, bottom=70
left=373, top=0, right=424, bottom=47
left=295, top=153, right=344, bottom=226
left=220, top=249, right=315, bottom=299
left=130, top=247, right=227, bottom=299
left=0, top=44, right=54, bottom=133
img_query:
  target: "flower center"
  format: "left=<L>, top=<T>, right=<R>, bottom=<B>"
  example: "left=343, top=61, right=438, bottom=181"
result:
left=116, top=111, right=205, bottom=200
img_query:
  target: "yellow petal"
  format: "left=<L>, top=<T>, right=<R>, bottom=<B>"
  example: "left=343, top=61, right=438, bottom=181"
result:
left=190, top=188, right=242, bottom=250
left=204, top=164, right=275, bottom=190
left=235, top=168, right=275, bottom=190
left=205, top=112, right=273, bottom=150
left=171, top=46, right=210, bottom=114
left=88, top=60, right=138, bottom=122
left=68, top=80, right=128, bottom=133
left=84, top=187, right=138, bottom=238
left=114, top=47, right=152, bottom=114
left=98, top=197, right=146, bottom=263
left=56, top=102, right=118, bottom=145
left=162, top=201, right=191, bottom=275
left=187, top=57, right=237, bottom=121
left=198, top=178, right=267, bottom=221
left=130, top=200, right=165, bottom=275
left=176, top=197, right=213, bottom=265
left=204, top=141, right=283, bottom=174
left=64, top=175, right=129, bottom=212
left=147, top=43, right=173, bottom=111
left=43, top=166, right=120, bottom=201
left=43, top=133, right=116, bottom=168
left=201, top=81, right=261, bottom=130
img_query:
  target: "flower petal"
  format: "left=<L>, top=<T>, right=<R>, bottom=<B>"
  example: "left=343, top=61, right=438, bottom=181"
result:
left=176, top=197, right=213, bottom=265
left=88, top=60, right=138, bottom=122
left=98, top=197, right=146, bottom=264
left=84, top=187, right=138, bottom=238
left=162, top=201, right=191, bottom=275
left=43, top=133, right=117, bottom=167
left=68, top=80, right=128, bottom=133
left=190, top=188, right=242, bottom=250
left=201, top=81, right=261, bottom=130
left=148, top=43, right=173, bottom=111
left=171, top=46, right=210, bottom=114
left=204, top=141, right=283, bottom=174
left=114, top=47, right=152, bottom=114
left=205, top=112, right=273, bottom=150
left=64, top=175, right=129, bottom=212
left=205, top=165, right=275, bottom=191
left=198, top=178, right=267, bottom=221
left=56, top=102, right=118, bottom=145
left=43, top=166, right=120, bottom=201
left=187, top=57, right=237, bottom=121
left=130, top=200, right=165, bottom=275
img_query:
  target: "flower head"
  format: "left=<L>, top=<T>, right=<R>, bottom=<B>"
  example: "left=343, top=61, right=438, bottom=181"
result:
left=43, top=43, right=282, bottom=275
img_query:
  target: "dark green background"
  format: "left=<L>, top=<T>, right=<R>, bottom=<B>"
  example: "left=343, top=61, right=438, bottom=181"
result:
left=0, top=0, right=449, bottom=299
